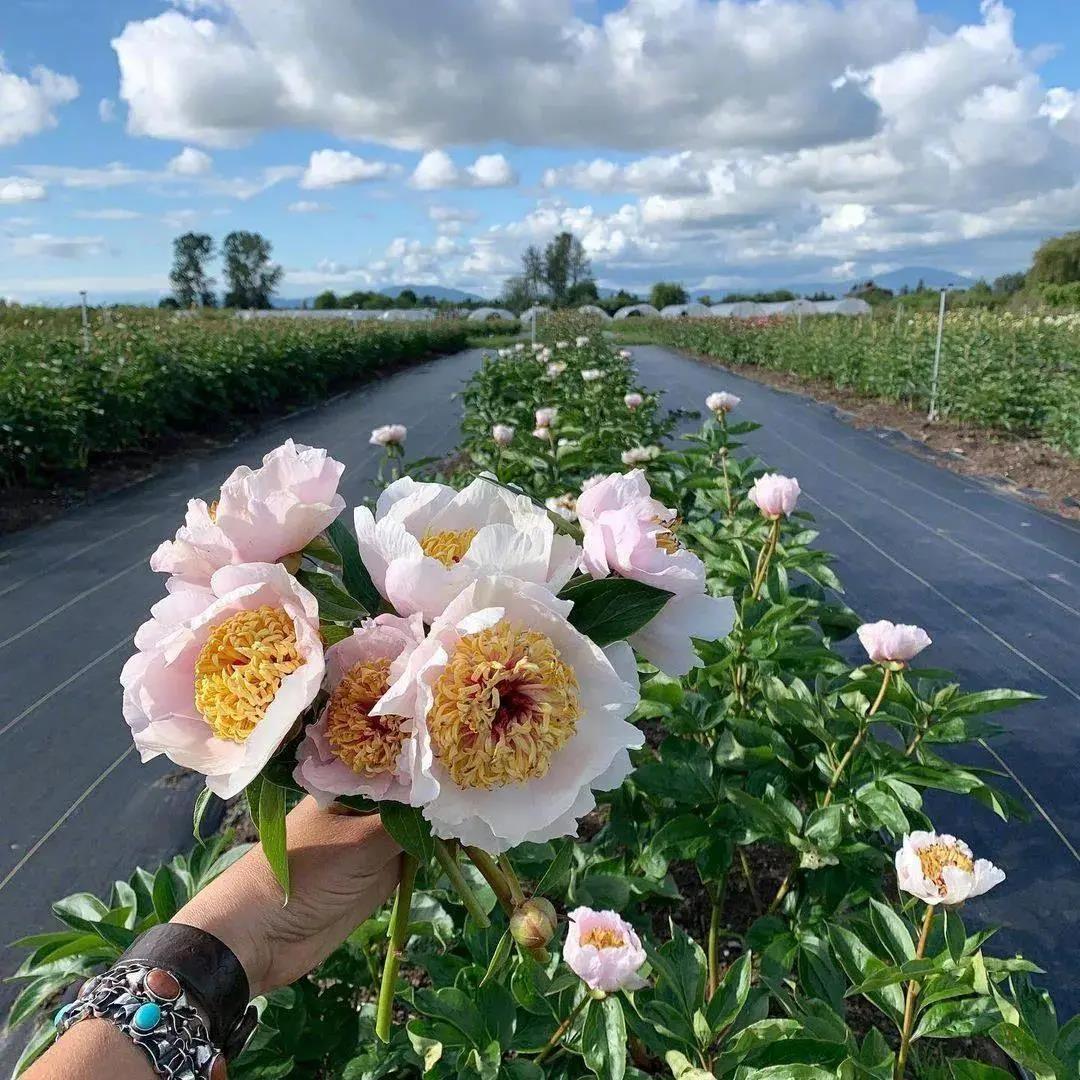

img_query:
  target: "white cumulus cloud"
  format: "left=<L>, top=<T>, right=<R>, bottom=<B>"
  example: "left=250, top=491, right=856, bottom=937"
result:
left=167, top=146, right=213, bottom=175
left=300, top=149, right=397, bottom=189
left=0, top=59, right=79, bottom=146
left=11, top=233, right=106, bottom=259
left=410, top=150, right=516, bottom=190
left=0, top=177, right=47, bottom=204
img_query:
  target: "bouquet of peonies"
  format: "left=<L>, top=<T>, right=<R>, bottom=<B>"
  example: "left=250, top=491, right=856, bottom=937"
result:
left=121, top=436, right=736, bottom=1037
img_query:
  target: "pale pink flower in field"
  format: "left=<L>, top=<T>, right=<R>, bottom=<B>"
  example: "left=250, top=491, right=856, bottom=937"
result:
left=353, top=476, right=580, bottom=622
left=706, top=391, right=740, bottom=414
left=546, top=361, right=567, bottom=377
left=533, top=426, right=552, bottom=441
left=492, top=424, right=515, bottom=447
left=857, top=620, right=932, bottom=665
left=575, top=335, right=590, bottom=347
left=618, top=349, right=632, bottom=360
left=564, top=908, right=648, bottom=992
left=624, top=392, right=644, bottom=410
left=621, top=445, right=660, bottom=465
left=581, top=368, right=604, bottom=382
left=545, top=493, right=578, bottom=522
left=294, top=614, right=425, bottom=807
left=535, top=406, right=558, bottom=428
left=531, top=342, right=545, bottom=353
left=375, top=576, right=641, bottom=851
left=895, top=831, right=1005, bottom=906
left=556, top=340, right=570, bottom=349
left=121, top=563, right=324, bottom=799
left=581, top=475, right=606, bottom=491
left=748, top=473, right=800, bottom=518
left=514, top=342, right=525, bottom=352
left=370, top=424, right=407, bottom=447
left=151, top=440, right=345, bottom=584
left=577, top=470, right=736, bottom=675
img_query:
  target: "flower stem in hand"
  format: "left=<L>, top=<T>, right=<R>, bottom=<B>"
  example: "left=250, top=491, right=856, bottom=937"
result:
left=895, top=904, right=935, bottom=1079
left=375, top=853, right=418, bottom=1043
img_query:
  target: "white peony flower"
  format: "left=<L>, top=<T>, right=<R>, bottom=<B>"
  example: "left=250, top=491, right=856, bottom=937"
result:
left=857, top=620, right=932, bottom=665
left=374, top=576, right=642, bottom=852
left=492, top=424, right=515, bottom=447
left=706, top=391, right=740, bottom=414
left=581, top=368, right=604, bottom=382
left=624, top=392, right=644, bottom=410
left=353, top=476, right=580, bottom=622
left=545, top=493, right=578, bottom=522
left=370, top=424, right=407, bottom=447
left=895, top=831, right=1005, bottom=906
left=555, top=340, right=569, bottom=349
left=621, top=445, right=660, bottom=465
left=575, top=335, right=590, bottom=347
left=546, top=361, right=567, bottom=377
left=535, top=406, right=559, bottom=428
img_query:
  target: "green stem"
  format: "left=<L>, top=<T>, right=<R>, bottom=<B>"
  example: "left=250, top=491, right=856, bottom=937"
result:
left=498, top=853, right=526, bottom=908
left=707, top=876, right=728, bottom=998
left=738, top=848, right=762, bottom=914
left=375, top=853, right=418, bottom=1043
left=535, top=991, right=594, bottom=1065
left=895, top=905, right=935, bottom=1079
left=433, top=840, right=490, bottom=928
left=463, top=846, right=515, bottom=915
left=822, top=668, right=891, bottom=809
left=749, top=518, right=781, bottom=600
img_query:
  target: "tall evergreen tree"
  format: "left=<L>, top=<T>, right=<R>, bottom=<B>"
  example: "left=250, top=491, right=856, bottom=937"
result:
left=168, top=232, right=215, bottom=308
left=222, top=231, right=283, bottom=309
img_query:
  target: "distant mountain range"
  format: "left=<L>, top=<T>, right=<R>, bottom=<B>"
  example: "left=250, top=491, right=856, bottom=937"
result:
left=689, top=266, right=976, bottom=301
left=274, top=284, right=485, bottom=307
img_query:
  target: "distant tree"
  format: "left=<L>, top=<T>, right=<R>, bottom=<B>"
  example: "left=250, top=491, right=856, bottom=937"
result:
left=597, top=289, right=640, bottom=314
left=696, top=294, right=712, bottom=306
left=567, top=279, right=599, bottom=305
left=806, top=291, right=836, bottom=301
left=168, top=232, right=215, bottom=308
left=158, top=296, right=181, bottom=310
left=313, top=290, right=338, bottom=309
left=967, top=278, right=993, bottom=300
left=992, top=272, right=1026, bottom=296
left=915, top=278, right=926, bottom=293
left=522, top=245, right=545, bottom=300
left=650, top=282, right=688, bottom=308
left=542, top=232, right=573, bottom=304
left=500, top=275, right=534, bottom=313
left=222, top=231, right=282, bottom=309
left=395, top=288, right=418, bottom=308
left=1029, top=231, right=1080, bottom=285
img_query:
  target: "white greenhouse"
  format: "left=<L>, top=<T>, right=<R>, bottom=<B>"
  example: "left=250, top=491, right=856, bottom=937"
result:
left=577, top=304, right=612, bottom=320
left=613, top=303, right=660, bottom=319
left=467, top=306, right=517, bottom=322
left=660, top=303, right=712, bottom=319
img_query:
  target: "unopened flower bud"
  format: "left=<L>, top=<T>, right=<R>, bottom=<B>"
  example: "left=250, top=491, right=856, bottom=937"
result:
left=510, top=897, right=557, bottom=950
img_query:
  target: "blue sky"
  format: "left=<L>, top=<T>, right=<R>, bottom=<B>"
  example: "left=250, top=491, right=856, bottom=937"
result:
left=1, top=0, right=1079, bottom=302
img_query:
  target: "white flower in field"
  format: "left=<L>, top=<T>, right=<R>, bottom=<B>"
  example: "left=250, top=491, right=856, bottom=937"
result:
left=857, top=620, right=932, bottom=665
left=564, top=908, right=648, bottom=992
left=895, top=831, right=1005, bottom=906
left=557, top=438, right=575, bottom=448
left=618, top=349, right=632, bottom=359
left=294, top=614, right=424, bottom=807
left=545, top=493, right=578, bottom=522
left=624, top=392, right=644, bottom=410
left=353, top=476, right=580, bottom=622
left=492, top=424, right=515, bottom=447
left=748, top=473, right=800, bottom=518
left=535, top=406, right=558, bottom=428
left=555, top=340, right=569, bottom=349
left=533, top=426, right=552, bottom=440
left=151, top=440, right=345, bottom=584
left=374, top=575, right=642, bottom=851
left=575, top=335, right=590, bottom=347
left=577, top=470, right=736, bottom=675
left=539, top=348, right=552, bottom=362
left=497, top=348, right=511, bottom=358
left=370, top=424, right=407, bottom=447
left=531, top=342, right=545, bottom=352
left=706, top=391, right=740, bottom=414
left=581, top=368, right=604, bottom=382
left=620, top=445, right=660, bottom=465
left=581, top=474, right=606, bottom=491
left=514, top=342, right=525, bottom=352
left=121, top=563, right=324, bottom=799
left=546, top=361, right=567, bottom=378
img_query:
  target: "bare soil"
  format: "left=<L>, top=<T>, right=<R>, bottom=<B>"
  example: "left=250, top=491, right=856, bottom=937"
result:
left=688, top=352, right=1080, bottom=521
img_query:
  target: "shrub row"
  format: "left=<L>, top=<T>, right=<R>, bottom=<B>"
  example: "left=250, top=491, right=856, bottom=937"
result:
left=0, top=312, right=470, bottom=486
left=638, top=312, right=1080, bottom=454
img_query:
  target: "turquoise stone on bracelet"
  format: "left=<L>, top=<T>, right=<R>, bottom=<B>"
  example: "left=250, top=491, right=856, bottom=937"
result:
left=52, top=1002, right=74, bottom=1029
left=132, top=1002, right=162, bottom=1032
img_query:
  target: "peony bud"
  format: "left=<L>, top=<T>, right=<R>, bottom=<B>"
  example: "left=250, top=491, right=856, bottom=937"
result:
left=510, top=897, right=558, bottom=950
left=624, top=392, right=644, bottom=410
left=369, top=424, right=407, bottom=447
left=535, top=406, right=558, bottom=428
left=706, top=391, right=740, bottom=414
left=857, top=620, right=931, bottom=665
left=747, top=472, right=800, bottom=518
left=492, top=424, right=515, bottom=447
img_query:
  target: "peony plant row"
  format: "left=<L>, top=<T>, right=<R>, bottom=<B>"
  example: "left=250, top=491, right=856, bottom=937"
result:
left=7, top=321, right=1076, bottom=1080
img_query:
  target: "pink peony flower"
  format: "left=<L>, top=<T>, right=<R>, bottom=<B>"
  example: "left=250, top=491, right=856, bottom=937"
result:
left=576, top=470, right=736, bottom=675
left=895, top=831, right=1005, bottom=906
left=370, top=424, right=407, bottom=447
left=706, top=391, right=740, bottom=414
left=294, top=614, right=425, bottom=807
left=857, top=620, right=932, bottom=664
left=624, top=392, right=644, bottom=410
left=492, top=424, right=515, bottom=447
left=121, top=563, right=325, bottom=798
left=535, top=406, right=558, bottom=428
left=564, top=908, right=648, bottom=992
left=151, top=441, right=345, bottom=584
left=748, top=473, right=800, bottom=518
left=618, top=349, right=632, bottom=360
left=533, top=427, right=551, bottom=440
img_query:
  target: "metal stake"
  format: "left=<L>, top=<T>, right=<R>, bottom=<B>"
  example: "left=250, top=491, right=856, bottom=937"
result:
left=79, top=290, right=91, bottom=355
left=927, top=288, right=947, bottom=421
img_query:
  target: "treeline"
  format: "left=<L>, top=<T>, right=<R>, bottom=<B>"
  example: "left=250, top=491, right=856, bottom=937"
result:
left=162, top=231, right=282, bottom=310
left=310, top=289, right=483, bottom=311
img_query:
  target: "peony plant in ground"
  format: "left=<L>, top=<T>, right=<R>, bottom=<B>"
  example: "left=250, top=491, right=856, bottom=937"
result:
left=9, top=322, right=1075, bottom=1080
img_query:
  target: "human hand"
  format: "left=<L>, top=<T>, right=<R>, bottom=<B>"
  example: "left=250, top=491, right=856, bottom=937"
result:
left=175, top=797, right=402, bottom=997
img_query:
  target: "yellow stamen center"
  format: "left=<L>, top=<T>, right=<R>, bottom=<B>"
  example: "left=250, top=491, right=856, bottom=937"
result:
left=420, top=528, right=478, bottom=567
left=324, top=657, right=406, bottom=775
left=194, top=606, right=303, bottom=742
left=428, top=622, right=581, bottom=789
left=653, top=514, right=682, bottom=554
left=917, top=842, right=974, bottom=895
left=207, top=499, right=219, bottom=522
left=581, top=928, right=625, bottom=950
